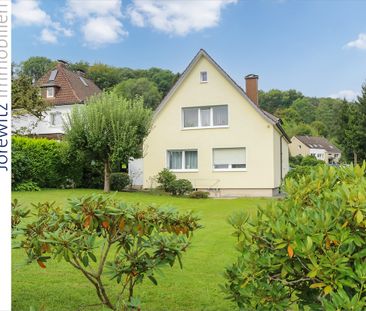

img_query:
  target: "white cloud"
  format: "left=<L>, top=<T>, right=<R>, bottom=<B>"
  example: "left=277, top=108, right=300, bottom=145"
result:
left=82, top=16, right=127, bottom=48
left=65, top=0, right=125, bottom=47
left=345, top=33, right=366, bottom=50
left=12, top=0, right=73, bottom=44
left=13, top=0, right=51, bottom=26
left=65, top=0, right=122, bottom=19
left=40, top=28, right=58, bottom=44
left=329, top=90, right=359, bottom=101
left=128, top=0, right=238, bottom=36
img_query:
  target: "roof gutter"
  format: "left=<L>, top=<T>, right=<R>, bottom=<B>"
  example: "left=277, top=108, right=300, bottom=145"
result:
left=275, top=120, right=291, bottom=143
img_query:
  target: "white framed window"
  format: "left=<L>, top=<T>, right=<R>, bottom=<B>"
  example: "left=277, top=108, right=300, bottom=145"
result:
left=47, top=87, right=55, bottom=98
left=50, top=112, right=62, bottom=126
left=213, top=148, right=246, bottom=171
left=200, top=71, right=208, bottom=83
left=167, top=150, right=198, bottom=171
left=182, top=105, right=228, bottom=129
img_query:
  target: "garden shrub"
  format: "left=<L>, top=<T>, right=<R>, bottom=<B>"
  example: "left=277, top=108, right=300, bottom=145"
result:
left=287, top=155, right=325, bottom=181
left=111, top=172, right=131, bottom=191
left=224, top=164, right=366, bottom=310
left=16, top=194, right=201, bottom=310
left=170, top=179, right=193, bottom=196
left=12, top=136, right=85, bottom=188
left=157, top=168, right=176, bottom=192
left=13, top=181, right=40, bottom=192
left=11, top=136, right=104, bottom=189
left=189, top=191, right=209, bottom=199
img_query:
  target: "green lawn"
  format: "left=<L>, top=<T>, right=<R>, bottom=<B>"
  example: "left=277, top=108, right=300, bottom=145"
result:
left=12, top=189, right=271, bottom=311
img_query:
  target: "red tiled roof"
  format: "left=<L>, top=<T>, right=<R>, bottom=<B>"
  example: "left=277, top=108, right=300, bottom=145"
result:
left=37, top=62, right=101, bottom=106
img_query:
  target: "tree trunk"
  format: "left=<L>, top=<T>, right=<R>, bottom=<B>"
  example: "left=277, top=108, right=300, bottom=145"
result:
left=353, top=151, right=358, bottom=166
left=104, top=160, right=111, bottom=192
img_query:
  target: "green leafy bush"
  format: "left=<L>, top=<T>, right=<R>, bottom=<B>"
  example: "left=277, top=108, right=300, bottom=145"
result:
left=170, top=179, right=193, bottom=196
left=189, top=191, right=209, bottom=199
left=287, top=155, right=325, bottom=181
left=17, top=194, right=201, bottom=310
left=12, top=136, right=104, bottom=189
left=224, top=164, right=366, bottom=310
left=157, top=168, right=176, bottom=192
left=111, top=172, right=131, bottom=191
left=13, top=181, right=41, bottom=192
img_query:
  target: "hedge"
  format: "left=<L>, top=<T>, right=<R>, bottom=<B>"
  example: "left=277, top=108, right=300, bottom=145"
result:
left=12, top=136, right=103, bottom=189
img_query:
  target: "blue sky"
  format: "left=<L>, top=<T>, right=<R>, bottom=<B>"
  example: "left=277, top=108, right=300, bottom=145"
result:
left=12, top=0, right=366, bottom=100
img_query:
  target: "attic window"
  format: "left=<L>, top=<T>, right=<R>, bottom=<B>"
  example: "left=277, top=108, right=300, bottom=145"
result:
left=200, top=71, right=208, bottom=83
left=49, top=69, right=58, bottom=81
left=47, top=87, right=55, bottom=98
left=80, top=77, right=88, bottom=87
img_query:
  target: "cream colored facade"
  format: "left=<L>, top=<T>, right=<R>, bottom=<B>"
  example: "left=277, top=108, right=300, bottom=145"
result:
left=289, top=136, right=310, bottom=157
left=289, top=136, right=341, bottom=164
left=142, top=50, right=290, bottom=197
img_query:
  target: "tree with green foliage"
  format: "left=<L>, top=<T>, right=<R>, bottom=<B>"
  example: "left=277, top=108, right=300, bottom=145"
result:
left=20, top=56, right=55, bottom=81
left=292, top=98, right=317, bottom=124
left=145, top=67, right=178, bottom=97
left=114, top=78, right=162, bottom=110
left=68, top=61, right=90, bottom=73
left=16, top=194, right=201, bottom=310
left=335, top=83, right=366, bottom=164
left=12, top=75, right=49, bottom=119
left=65, top=92, right=152, bottom=192
left=224, top=164, right=366, bottom=310
left=259, top=89, right=304, bottom=113
left=86, top=64, right=124, bottom=90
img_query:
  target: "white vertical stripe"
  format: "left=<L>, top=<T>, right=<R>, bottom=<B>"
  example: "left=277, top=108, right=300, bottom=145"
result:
left=0, top=2, right=11, bottom=309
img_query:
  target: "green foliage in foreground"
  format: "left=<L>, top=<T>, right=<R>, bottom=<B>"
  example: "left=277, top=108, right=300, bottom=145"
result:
left=224, top=164, right=366, bottom=310
left=12, top=190, right=267, bottom=311
left=15, top=194, right=201, bottom=310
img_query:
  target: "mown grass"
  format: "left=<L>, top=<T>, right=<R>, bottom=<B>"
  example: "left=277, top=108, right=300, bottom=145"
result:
left=12, top=189, right=271, bottom=311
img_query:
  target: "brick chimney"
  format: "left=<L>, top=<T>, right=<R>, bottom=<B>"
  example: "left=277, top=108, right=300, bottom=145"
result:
left=245, top=74, right=259, bottom=105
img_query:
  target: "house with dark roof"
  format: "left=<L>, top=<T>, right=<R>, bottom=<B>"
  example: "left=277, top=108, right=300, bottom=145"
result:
left=289, top=135, right=342, bottom=164
left=12, top=60, right=101, bottom=139
left=129, top=49, right=290, bottom=197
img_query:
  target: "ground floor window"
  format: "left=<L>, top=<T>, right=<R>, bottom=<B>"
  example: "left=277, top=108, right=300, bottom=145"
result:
left=167, top=150, right=198, bottom=171
left=213, top=148, right=246, bottom=170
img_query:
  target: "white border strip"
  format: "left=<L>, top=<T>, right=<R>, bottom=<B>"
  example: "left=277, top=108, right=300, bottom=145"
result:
left=0, top=1, right=11, bottom=310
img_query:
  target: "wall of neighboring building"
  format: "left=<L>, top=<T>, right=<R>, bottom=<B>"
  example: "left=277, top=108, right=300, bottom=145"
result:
left=12, top=104, right=75, bottom=135
left=143, top=56, right=280, bottom=196
left=289, top=136, right=310, bottom=157
left=309, top=148, right=326, bottom=161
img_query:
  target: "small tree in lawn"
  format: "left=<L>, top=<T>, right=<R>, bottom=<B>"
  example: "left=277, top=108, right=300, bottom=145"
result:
left=17, top=195, right=201, bottom=310
left=65, top=92, right=152, bottom=192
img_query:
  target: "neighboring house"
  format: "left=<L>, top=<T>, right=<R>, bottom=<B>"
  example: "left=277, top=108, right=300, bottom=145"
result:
left=289, top=136, right=341, bottom=164
left=12, top=60, right=101, bottom=139
left=134, top=49, right=290, bottom=197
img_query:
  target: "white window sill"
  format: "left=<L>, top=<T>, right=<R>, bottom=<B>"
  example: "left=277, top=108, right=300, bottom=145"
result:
left=170, top=169, right=198, bottom=173
left=213, top=169, right=247, bottom=172
left=182, top=125, right=229, bottom=131
left=200, top=81, right=208, bottom=84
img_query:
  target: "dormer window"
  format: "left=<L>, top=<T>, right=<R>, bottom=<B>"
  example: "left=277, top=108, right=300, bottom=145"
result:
left=47, top=87, right=55, bottom=98
left=200, top=71, right=208, bottom=83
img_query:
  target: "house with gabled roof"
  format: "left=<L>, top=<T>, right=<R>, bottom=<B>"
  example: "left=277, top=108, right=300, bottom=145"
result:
left=12, top=60, right=101, bottom=139
left=289, top=135, right=342, bottom=164
left=132, top=49, right=290, bottom=197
